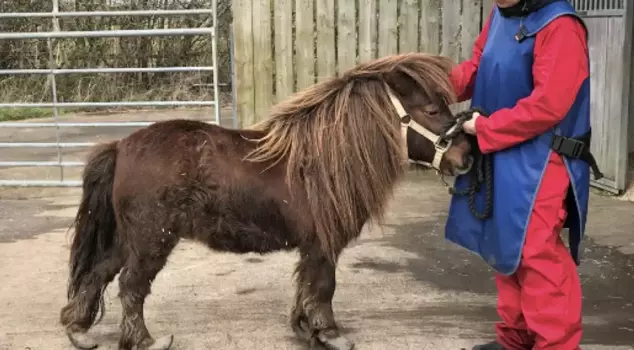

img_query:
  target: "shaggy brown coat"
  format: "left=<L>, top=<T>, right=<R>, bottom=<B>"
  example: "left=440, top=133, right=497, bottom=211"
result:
left=59, top=52, right=469, bottom=350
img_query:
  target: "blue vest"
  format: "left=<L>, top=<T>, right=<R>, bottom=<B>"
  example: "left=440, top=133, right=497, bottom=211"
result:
left=444, top=1, right=591, bottom=275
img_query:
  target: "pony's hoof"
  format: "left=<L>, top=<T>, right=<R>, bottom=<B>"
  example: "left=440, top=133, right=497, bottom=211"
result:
left=67, top=331, right=99, bottom=350
left=318, top=332, right=354, bottom=350
left=291, top=315, right=312, bottom=341
left=147, top=335, right=174, bottom=350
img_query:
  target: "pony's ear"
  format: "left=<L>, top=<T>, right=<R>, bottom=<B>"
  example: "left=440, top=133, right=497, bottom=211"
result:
left=382, top=71, right=416, bottom=98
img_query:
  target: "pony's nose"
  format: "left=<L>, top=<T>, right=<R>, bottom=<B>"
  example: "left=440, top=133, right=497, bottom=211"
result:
left=455, top=155, right=473, bottom=175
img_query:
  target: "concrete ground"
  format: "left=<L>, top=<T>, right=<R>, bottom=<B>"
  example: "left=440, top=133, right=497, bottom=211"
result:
left=0, top=109, right=633, bottom=350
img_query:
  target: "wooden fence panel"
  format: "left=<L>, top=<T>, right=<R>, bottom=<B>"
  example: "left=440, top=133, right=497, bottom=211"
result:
left=337, top=0, right=357, bottom=73
left=585, top=15, right=627, bottom=189
left=420, top=0, right=441, bottom=54
left=274, top=0, right=293, bottom=103
left=232, top=0, right=631, bottom=193
left=233, top=0, right=487, bottom=125
left=358, top=0, right=377, bottom=63
left=442, top=0, right=462, bottom=60
left=232, top=0, right=255, bottom=127
left=399, top=0, right=420, bottom=53
left=461, top=0, right=483, bottom=61
left=378, top=0, right=398, bottom=57
left=482, top=0, right=495, bottom=21
left=295, top=0, right=315, bottom=90
left=316, top=0, right=336, bottom=81
left=252, top=0, right=273, bottom=120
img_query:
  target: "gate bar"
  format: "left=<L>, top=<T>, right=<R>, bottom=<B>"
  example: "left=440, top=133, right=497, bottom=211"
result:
left=0, top=9, right=216, bottom=18
left=0, top=180, right=82, bottom=187
left=0, top=161, right=84, bottom=167
left=0, top=66, right=216, bottom=75
left=0, top=120, right=217, bottom=128
left=0, top=101, right=216, bottom=108
left=0, top=142, right=96, bottom=148
left=0, top=28, right=214, bottom=40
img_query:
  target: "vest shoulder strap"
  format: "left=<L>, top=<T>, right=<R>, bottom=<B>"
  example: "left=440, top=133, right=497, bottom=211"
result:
left=515, top=2, right=588, bottom=42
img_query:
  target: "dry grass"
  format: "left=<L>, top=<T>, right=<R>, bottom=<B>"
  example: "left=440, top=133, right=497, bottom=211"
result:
left=0, top=0, right=233, bottom=120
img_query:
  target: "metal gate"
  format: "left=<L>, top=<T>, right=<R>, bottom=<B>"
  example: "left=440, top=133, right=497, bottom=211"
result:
left=0, top=0, right=224, bottom=187
left=570, top=0, right=632, bottom=194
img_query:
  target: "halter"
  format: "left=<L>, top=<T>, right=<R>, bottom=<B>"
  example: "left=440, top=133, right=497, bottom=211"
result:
left=383, top=83, right=459, bottom=170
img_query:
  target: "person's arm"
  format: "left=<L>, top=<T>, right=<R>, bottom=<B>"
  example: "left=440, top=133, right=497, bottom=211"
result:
left=449, top=11, right=492, bottom=102
left=474, top=16, right=589, bottom=154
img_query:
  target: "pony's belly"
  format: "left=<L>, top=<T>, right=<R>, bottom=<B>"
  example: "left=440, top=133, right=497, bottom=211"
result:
left=195, top=212, right=299, bottom=254
left=183, top=189, right=300, bottom=254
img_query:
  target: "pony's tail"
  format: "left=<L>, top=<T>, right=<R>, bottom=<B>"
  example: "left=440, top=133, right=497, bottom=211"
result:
left=60, top=141, right=120, bottom=334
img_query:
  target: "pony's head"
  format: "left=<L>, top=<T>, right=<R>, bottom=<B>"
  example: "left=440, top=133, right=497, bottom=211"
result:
left=373, top=53, right=473, bottom=176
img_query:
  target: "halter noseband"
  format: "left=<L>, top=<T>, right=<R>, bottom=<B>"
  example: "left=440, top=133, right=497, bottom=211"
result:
left=384, top=83, right=459, bottom=170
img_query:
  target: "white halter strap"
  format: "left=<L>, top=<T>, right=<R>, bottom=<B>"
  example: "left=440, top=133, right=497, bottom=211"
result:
left=383, top=83, right=453, bottom=170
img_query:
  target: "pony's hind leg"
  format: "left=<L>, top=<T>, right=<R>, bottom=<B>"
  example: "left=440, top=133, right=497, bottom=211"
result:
left=60, top=252, right=123, bottom=350
left=291, top=248, right=354, bottom=350
left=117, top=239, right=178, bottom=350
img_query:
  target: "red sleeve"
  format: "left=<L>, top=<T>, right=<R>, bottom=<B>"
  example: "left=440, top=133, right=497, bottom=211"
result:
left=449, top=11, right=492, bottom=102
left=474, top=16, right=589, bottom=154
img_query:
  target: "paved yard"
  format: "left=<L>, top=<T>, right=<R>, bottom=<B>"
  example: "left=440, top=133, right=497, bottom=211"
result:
left=0, top=110, right=632, bottom=349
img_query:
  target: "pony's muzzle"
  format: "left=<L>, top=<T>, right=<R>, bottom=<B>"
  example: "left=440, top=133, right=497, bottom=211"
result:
left=455, top=155, right=474, bottom=175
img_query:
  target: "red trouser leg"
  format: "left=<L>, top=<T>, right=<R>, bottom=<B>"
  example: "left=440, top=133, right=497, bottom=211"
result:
left=494, top=273, right=534, bottom=349
left=495, top=153, right=583, bottom=350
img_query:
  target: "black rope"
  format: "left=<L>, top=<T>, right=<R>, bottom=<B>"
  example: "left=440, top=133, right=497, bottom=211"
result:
left=444, top=107, right=493, bottom=220
left=444, top=107, right=604, bottom=221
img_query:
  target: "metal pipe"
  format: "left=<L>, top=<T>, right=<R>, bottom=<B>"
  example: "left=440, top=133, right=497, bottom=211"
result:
left=574, top=9, right=624, bottom=17
left=0, top=101, right=216, bottom=108
left=0, top=9, right=216, bottom=18
left=0, top=161, right=84, bottom=167
left=0, top=142, right=96, bottom=148
left=0, top=121, right=217, bottom=128
left=211, top=0, right=221, bottom=125
left=49, top=0, right=65, bottom=183
left=0, top=28, right=215, bottom=40
left=229, top=23, right=238, bottom=129
left=0, top=66, right=216, bottom=75
left=0, top=180, right=83, bottom=187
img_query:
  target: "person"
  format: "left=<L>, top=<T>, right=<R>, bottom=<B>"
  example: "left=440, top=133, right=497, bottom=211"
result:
left=444, top=0, right=602, bottom=349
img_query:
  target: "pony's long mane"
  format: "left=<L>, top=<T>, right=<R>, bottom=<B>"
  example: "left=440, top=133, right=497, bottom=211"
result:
left=245, top=52, right=456, bottom=262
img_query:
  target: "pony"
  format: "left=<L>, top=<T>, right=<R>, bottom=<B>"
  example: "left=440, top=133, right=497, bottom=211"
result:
left=59, top=52, right=473, bottom=350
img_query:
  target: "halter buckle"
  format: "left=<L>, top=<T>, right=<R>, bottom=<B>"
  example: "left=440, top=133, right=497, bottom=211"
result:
left=434, top=137, right=452, bottom=152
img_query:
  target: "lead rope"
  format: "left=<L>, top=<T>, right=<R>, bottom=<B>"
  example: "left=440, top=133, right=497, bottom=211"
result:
left=445, top=107, right=493, bottom=220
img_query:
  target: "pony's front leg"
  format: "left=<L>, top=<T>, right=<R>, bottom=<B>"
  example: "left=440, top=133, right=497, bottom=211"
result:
left=291, top=247, right=354, bottom=350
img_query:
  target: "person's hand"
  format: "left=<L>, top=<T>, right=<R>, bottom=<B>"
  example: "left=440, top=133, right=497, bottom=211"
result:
left=462, top=112, right=481, bottom=135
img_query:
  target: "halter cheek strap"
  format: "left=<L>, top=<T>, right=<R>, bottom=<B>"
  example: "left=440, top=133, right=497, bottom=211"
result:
left=384, top=84, right=453, bottom=170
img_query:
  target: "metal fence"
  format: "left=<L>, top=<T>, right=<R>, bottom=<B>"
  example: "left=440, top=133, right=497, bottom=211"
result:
left=0, top=0, right=222, bottom=187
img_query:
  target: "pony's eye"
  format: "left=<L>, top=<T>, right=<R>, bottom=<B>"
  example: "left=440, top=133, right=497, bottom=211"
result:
left=423, top=103, right=440, bottom=116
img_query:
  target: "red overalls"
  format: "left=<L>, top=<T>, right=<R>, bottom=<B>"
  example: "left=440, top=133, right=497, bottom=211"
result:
left=450, top=13, right=589, bottom=350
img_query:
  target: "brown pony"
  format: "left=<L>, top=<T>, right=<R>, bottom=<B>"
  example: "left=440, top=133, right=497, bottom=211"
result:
left=59, top=52, right=472, bottom=350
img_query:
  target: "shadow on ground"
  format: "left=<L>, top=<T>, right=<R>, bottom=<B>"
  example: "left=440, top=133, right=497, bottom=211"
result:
left=355, top=212, right=634, bottom=346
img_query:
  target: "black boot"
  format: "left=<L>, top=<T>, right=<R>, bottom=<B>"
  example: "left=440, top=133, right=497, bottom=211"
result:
left=472, top=341, right=506, bottom=350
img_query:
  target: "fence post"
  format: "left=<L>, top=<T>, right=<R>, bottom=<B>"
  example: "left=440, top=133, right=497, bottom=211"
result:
left=229, top=23, right=238, bottom=129
left=48, top=0, right=64, bottom=182
left=231, top=0, right=255, bottom=127
left=211, top=0, right=221, bottom=125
